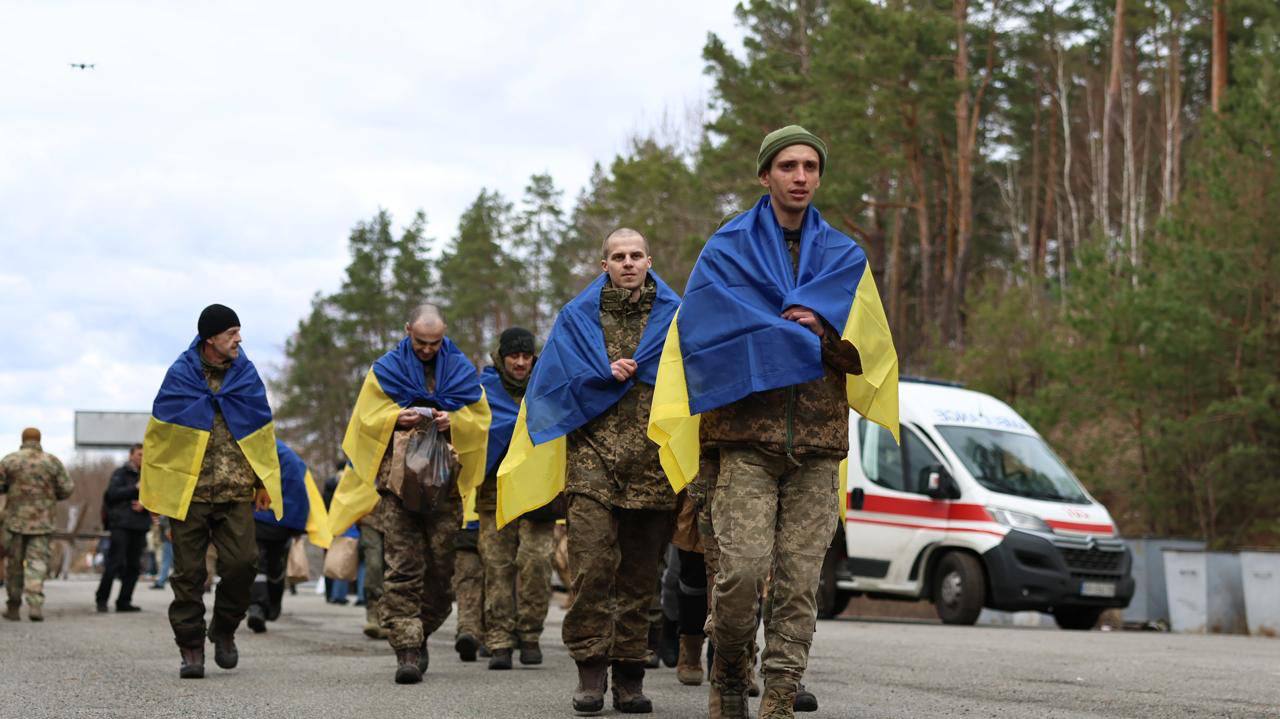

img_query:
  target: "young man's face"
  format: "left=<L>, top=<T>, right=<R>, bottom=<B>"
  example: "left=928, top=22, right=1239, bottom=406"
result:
left=128, top=447, right=143, bottom=469
left=502, top=351, right=534, bottom=381
left=205, top=327, right=242, bottom=361
left=759, top=144, right=822, bottom=217
left=600, top=234, right=652, bottom=292
left=406, top=320, right=447, bottom=362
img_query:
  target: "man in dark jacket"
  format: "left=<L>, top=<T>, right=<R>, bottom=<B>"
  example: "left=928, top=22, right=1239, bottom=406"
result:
left=95, top=443, right=150, bottom=613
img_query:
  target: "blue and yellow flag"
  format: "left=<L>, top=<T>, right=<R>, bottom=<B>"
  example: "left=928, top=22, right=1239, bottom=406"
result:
left=328, top=336, right=491, bottom=536
left=140, top=337, right=283, bottom=521
left=496, top=273, right=680, bottom=527
left=649, top=196, right=900, bottom=491
left=479, top=365, right=521, bottom=477
left=254, top=441, right=333, bottom=549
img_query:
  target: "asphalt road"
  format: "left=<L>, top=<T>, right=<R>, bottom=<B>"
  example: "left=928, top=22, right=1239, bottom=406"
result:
left=2, top=579, right=1277, bottom=719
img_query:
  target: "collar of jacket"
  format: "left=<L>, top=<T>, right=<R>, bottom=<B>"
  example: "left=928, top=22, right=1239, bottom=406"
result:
left=20, top=440, right=41, bottom=451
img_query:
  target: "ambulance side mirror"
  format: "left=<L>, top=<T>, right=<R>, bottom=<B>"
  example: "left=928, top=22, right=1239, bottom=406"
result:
left=921, top=465, right=959, bottom=500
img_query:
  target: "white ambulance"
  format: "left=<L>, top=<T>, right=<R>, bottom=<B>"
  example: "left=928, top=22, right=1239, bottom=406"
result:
left=820, top=379, right=1135, bottom=629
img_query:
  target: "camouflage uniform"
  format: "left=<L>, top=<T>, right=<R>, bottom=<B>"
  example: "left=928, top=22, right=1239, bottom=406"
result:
left=452, top=521, right=485, bottom=642
left=168, top=354, right=263, bottom=647
left=702, top=228, right=861, bottom=711
left=0, top=440, right=73, bottom=614
left=563, top=279, right=677, bottom=664
left=375, top=356, right=461, bottom=654
left=476, top=356, right=555, bottom=651
left=358, top=511, right=385, bottom=633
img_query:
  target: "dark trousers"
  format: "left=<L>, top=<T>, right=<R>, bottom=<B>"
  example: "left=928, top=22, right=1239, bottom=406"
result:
left=677, top=548, right=708, bottom=636
left=168, top=501, right=257, bottom=648
left=250, top=522, right=291, bottom=621
left=95, top=528, right=148, bottom=608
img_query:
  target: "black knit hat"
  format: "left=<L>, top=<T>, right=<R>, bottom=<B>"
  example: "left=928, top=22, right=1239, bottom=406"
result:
left=198, top=304, right=241, bottom=340
left=498, top=327, right=535, bottom=358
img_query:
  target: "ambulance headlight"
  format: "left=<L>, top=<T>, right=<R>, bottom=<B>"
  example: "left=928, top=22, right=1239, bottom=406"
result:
left=986, top=507, right=1052, bottom=533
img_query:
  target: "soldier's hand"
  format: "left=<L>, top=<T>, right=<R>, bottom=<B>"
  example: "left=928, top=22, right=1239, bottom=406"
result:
left=433, top=410, right=450, bottom=433
left=610, top=358, right=638, bottom=382
left=782, top=306, right=825, bottom=337
left=130, top=500, right=143, bottom=512
left=254, top=488, right=272, bottom=512
left=396, top=409, right=422, bottom=428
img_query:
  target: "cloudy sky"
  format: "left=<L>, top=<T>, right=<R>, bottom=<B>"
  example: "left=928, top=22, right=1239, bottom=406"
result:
left=0, top=1, right=743, bottom=462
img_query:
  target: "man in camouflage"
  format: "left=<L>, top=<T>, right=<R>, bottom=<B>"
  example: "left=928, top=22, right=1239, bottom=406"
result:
left=476, top=327, right=555, bottom=670
left=565, top=229, right=677, bottom=714
left=358, top=511, right=387, bottom=639
left=698, top=127, right=862, bottom=718
left=451, top=514, right=484, bottom=658
left=0, top=427, right=74, bottom=621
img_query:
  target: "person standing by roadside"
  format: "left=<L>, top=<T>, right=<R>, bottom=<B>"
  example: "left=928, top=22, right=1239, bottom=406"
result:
left=140, top=304, right=284, bottom=679
left=1, top=427, right=75, bottom=622
left=95, top=443, right=149, bottom=613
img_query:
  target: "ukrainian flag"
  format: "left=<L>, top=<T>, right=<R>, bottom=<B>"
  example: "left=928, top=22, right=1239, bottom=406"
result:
left=649, top=195, right=899, bottom=491
left=140, top=337, right=282, bottom=521
left=328, top=336, right=490, bottom=536
left=496, top=273, right=680, bottom=528
left=254, top=440, right=333, bottom=548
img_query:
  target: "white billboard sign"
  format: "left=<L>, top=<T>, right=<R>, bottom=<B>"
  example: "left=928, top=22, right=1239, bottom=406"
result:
left=74, top=410, right=151, bottom=449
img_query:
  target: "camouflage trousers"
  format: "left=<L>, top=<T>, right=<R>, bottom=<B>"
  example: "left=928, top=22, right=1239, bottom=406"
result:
left=358, top=526, right=384, bottom=605
left=377, top=492, right=460, bottom=651
left=562, top=493, right=674, bottom=663
left=708, top=446, right=840, bottom=684
left=4, top=531, right=50, bottom=608
left=452, top=532, right=484, bottom=640
left=478, top=511, right=555, bottom=649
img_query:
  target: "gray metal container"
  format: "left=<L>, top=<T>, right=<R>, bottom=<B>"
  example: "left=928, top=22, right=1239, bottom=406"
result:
left=1163, top=550, right=1247, bottom=634
left=1123, top=538, right=1206, bottom=626
left=1240, top=551, right=1280, bottom=638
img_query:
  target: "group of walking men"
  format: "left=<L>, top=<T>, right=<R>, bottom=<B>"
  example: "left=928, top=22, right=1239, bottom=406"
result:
left=108, top=123, right=892, bottom=719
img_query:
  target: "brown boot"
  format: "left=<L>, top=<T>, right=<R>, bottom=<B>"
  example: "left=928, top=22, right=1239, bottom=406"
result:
left=3, top=602, right=20, bottom=621
left=572, top=658, right=608, bottom=713
left=27, top=604, right=43, bottom=622
left=759, top=680, right=799, bottom=719
left=179, top=645, right=205, bottom=679
left=208, top=631, right=238, bottom=669
left=709, top=651, right=750, bottom=719
left=363, top=600, right=383, bottom=639
left=677, top=634, right=705, bottom=686
left=611, top=661, right=653, bottom=714
left=394, top=648, right=422, bottom=684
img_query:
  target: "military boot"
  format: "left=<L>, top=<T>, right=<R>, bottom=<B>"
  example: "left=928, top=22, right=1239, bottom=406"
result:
left=247, top=605, right=267, bottom=633
left=363, top=599, right=387, bottom=639
left=611, top=661, right=653, bottom=714
left=178, top=645, right=205, bottom=679
left=208, top=631, right=239, bottom=670
left=758, top=680, right=799, bottom=719
left=793, top=683, right=818, bottom=712
left=676, top=634, right=705, bottom=686
left=394, top=648, right=422, bottom=684
left=488, top=647, right=513, bottom=670
left=27, top=604, right=43, bottom=622
left=644, top=623, right=661, bottom=668
left=519, top=641, right=543, bottom=665
left=572, top=658, right=608, bottom=714
left=455, top=632, right=479, bottom=662
left=709, top=651, right=750, bottom=719
left=4, top=601, right=21, bottom=621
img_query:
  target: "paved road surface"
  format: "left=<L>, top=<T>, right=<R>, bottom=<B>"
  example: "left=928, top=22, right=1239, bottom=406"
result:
left=1, top=579, right=1277, bottom=718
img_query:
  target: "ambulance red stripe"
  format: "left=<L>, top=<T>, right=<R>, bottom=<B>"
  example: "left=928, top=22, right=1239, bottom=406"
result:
left=855, top=493, right=993, bottom=522
left=845, top=515, right=1007, bottom=538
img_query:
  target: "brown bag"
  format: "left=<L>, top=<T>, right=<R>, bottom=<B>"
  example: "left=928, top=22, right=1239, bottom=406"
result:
left=286, top=538, right=310, bottom=583
left=323, top=535, right=358, bottom=581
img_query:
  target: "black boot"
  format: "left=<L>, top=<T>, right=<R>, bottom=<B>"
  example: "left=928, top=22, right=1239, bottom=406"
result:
left=644, top=623, right=661, bottom=669
left=247, top=605, right=267, bottom=633
left=489, top=647, right=513, bottom=670
left=659, top=618, right=679, bottom=668
left=611, top=661, right=653, bottom=714
left=418, top=638, right=430, bottom=673
left=572, top=658, right=608, bottom=713
left=455, top=633, right=479, bottom=662
left=519, top=641, right=543, bottom=665
left=794, top=682, right=818, bottom=712
left=395, top=649, right=422, bottom=684
left=208, top=631, right=238, bottom=670
left=179, top=645, right=205, bottom=679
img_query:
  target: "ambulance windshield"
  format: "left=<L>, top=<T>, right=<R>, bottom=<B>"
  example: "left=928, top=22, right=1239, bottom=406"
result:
left=936, top=426, right=1089, bottom=504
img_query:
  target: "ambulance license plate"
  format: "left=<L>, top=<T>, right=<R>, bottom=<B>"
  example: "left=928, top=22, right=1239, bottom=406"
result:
left=1080, top=581, right=1116, bottom=598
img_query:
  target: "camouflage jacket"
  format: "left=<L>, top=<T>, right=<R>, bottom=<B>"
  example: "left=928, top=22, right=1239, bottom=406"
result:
left=0, top=441, right=74, bottom=534
left=191, top=354, right=261, bottom=504
left=476, top=353, right=528, bottom=513
left=700, top=228, right=863, bottom=458
left=566, top=278, right=675, bottom=511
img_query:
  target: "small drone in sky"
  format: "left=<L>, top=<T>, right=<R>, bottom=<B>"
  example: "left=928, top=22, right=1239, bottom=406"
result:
left=69, top=63, right=96, bottom=70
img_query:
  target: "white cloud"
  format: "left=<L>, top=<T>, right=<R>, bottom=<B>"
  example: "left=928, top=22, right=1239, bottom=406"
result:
left=0, top=0, right=744, bottom=461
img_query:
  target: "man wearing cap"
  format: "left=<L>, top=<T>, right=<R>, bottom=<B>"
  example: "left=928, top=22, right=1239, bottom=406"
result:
left=140, top=304, right=281, bottom=678
left=0, top=428, right=74, bottom=621
left=656, top=125, right=884, bottom=718
left=475, top=327, right=556, bottom=670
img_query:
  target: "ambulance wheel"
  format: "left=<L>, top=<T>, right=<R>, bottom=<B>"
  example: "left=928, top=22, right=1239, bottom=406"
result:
left=1053, top=606, right=1103, bottom=630
left=933, top=552, right=984, bottom=625
left=817, top=544, right=843, bottom=619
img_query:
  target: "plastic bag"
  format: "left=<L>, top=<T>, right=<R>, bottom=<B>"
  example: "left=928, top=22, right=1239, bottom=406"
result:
left=398, top=409, right=457, bottom=513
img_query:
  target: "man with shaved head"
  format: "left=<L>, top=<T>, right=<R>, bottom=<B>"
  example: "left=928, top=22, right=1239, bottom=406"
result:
left=1, top=427, right=74, bottom=621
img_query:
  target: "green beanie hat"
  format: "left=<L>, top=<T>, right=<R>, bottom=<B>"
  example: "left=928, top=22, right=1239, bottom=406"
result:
left=757, top=124, right=827, bottom=176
